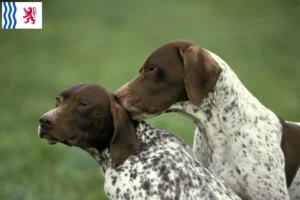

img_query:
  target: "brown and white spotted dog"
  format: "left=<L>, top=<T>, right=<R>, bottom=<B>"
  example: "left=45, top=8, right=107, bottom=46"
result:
left=115, top=40, right=300, bottom=200
left=38, top=83, right=241, bottom=200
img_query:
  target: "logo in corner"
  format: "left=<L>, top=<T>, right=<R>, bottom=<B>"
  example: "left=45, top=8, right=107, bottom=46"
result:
left=2, top=2, right=42, bottom=29
left=23, top=6, right=36, bottom=24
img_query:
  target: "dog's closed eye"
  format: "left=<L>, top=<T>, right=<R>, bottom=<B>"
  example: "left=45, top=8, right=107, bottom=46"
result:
left=78, top=101, right=88, bottom=107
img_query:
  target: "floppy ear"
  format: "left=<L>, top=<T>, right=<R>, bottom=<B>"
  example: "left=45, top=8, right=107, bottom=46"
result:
left=179, top=45, right=222, bottom=105
left=109, top=101, right=140, bottom=165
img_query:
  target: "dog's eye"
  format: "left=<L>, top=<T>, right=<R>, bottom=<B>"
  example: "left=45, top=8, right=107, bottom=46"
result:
left=55, top=97, right=61, bottom=107
left=78, top=102, right=88, bottom=107
left=145, top=66, right=155, bottom=73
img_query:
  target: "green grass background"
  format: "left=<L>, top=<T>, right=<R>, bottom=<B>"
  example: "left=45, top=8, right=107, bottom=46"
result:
left=0, top=0, right=299, bottom=199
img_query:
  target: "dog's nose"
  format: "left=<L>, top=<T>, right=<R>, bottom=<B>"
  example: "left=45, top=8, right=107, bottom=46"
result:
left=114, top=91, right=124, bottom=106
left=114, top=88, right=122, bottom=99
left=39, top=113, right=55, bottom=128
left=114, top=85, right=127, bottom=103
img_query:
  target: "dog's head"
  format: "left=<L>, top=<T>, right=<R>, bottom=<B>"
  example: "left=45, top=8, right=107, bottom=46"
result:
left=115, top=40, right=222, bottom=120
left=38, top=83, right=140, bottom=164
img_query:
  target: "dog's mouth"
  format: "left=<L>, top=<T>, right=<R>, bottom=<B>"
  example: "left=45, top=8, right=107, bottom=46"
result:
left=40, top=133, right=58, bottom=145
left=128, top=111, right=160, bottom=121
left=39, top=131, right=78, bottom=147
left=63, top=137, right=78, bottom=146
left=124, top=106, right=163, bottom=121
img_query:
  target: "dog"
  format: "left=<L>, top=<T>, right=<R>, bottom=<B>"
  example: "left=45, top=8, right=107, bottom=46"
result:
left=115, top=40, right=300, bottom=199
left=38, top=83, right=241, bottom=200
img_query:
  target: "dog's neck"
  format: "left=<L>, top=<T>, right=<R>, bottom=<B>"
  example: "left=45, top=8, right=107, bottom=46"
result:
left=85, top=147, right=111, bottom=175
left=169, top=52, right=277, bottom=152
left=82, top=121, right=149, bottom=175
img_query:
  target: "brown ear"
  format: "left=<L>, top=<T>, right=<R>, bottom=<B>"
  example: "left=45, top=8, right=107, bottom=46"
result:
left=109, top=101, right=140, bottom=165
left=179, top=45, right=222, bottom=105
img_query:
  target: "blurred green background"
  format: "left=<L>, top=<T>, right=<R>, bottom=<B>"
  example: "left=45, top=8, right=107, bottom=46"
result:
left=0, top=0, right=299, bottom=199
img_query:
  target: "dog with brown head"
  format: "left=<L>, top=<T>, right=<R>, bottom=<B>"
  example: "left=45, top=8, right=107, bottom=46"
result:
left=115, top=40, right=222, bottom=119
left=38, top=83, right=140, bottom=165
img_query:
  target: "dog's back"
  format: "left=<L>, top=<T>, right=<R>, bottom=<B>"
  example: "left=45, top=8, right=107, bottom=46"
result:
left=104, top=121, right=240, bottom=200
